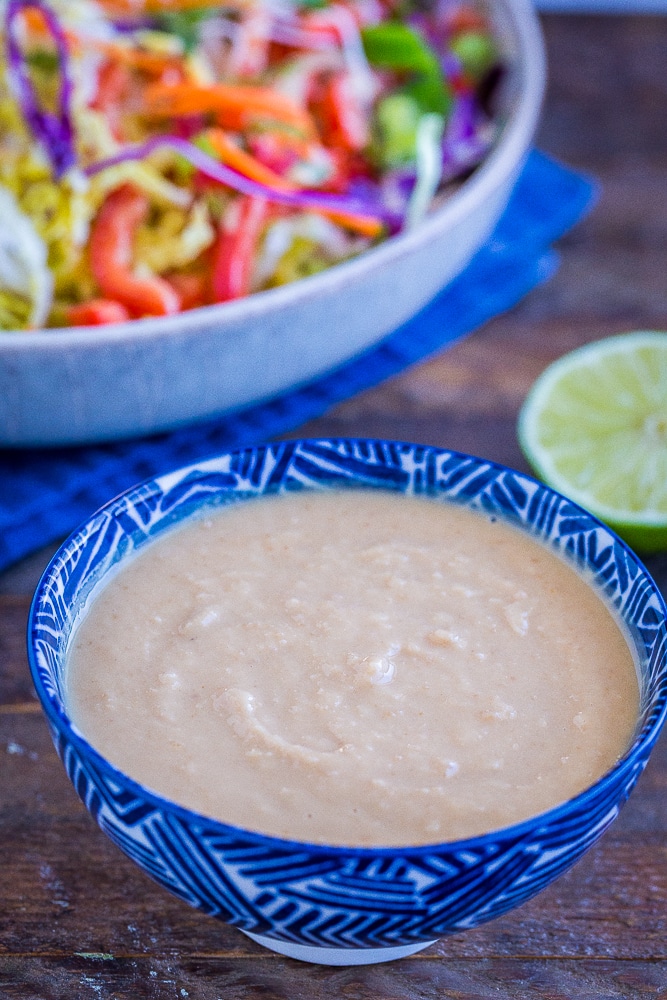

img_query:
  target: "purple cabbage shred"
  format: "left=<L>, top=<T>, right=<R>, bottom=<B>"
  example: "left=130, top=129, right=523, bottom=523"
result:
left=84, top=135, right=404, bottom=232
left=5, top=0, right=76, bottom=178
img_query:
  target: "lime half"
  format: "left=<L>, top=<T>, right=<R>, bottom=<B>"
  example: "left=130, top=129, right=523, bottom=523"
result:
left=518, top=331, right=667, bottom=553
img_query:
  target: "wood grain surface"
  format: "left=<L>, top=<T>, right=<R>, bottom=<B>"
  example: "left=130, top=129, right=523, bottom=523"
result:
left=2, top=14, right=667, bottom=999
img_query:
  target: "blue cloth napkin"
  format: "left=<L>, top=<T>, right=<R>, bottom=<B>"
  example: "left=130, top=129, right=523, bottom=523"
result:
left=0, top=150, right=596, bottom=573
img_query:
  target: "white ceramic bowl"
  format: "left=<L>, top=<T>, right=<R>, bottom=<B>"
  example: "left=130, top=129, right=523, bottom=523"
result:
left=0, top=0, right=545, bottom=446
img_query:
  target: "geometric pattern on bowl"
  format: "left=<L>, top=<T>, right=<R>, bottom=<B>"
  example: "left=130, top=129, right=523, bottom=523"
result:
left=28, top=438, right=667, bottom=952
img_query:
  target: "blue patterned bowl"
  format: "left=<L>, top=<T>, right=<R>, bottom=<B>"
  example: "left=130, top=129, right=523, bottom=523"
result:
left=28, top=439, right=667, bottom=966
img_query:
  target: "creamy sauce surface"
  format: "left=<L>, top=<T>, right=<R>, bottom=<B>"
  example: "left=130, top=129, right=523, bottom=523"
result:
left=67, top=490, right=639, bottom=846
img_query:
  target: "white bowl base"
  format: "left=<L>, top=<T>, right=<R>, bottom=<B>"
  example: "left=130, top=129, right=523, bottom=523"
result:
left=241, top=930, right=438, bottom=965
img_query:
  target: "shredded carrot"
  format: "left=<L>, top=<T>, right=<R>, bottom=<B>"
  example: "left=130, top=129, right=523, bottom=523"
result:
left=90, top=38, right=187, bottom=75
left=19, top=6, right=49, bottom=34
left=319, top=209, right=384, bottom=239
left=144, top=81, right=316, bottom=137
left=16, top=7, right=80, bottom=54
left=99, top=0, right=240, bottom=13
left=203, top=128, right=297, bottom=194
left=203, top=129, right=383, bottom=239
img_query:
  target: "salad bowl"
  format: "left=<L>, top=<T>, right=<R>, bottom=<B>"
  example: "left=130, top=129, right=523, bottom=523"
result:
left=0, top=0, right=545, bottom=446
left=28, top=439, right=667, bottom=965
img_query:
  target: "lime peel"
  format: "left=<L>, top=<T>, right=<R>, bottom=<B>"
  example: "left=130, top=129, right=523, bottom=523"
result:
left=517, top=331, right=667, bottom=553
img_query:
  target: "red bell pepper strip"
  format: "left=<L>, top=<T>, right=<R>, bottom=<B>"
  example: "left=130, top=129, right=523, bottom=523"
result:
left=166, top=271, right=208, bottom=311
left=65, top=298, right=131, bottom=326
left=89, top=185, right=181, bottom=318
left=211, top=195, right=268, bottom=303
left=446, top=7, right=488, bottom=34
left=317, top=72, right=368, bottom=153
left=91, top=59, right=133, bottom=141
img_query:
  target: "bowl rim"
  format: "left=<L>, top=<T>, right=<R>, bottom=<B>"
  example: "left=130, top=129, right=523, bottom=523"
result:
left=3, top=0, right=546, bottom=350
left=27, top=438, right=667, bottom=858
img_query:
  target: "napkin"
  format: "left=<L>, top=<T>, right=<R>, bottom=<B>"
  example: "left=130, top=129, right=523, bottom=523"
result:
left=0, top=150, right=597, bottom=573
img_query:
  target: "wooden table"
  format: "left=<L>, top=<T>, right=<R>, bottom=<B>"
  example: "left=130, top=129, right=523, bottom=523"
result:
left=2, top=14, right=667, bottom=998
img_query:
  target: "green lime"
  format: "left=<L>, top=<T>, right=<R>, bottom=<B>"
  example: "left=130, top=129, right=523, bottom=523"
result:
left=517, top=331, right=667, bottom=553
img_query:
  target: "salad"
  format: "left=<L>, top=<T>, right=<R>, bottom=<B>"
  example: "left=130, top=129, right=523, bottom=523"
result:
left=0, top=0, right=503, bottom=330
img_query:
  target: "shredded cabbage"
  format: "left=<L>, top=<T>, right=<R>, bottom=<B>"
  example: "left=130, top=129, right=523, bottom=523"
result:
left=406, top=112, right=444, bottom=229
left=253, top=211, right=363, bottom=288
left=0, top=184, right=53, bottom=327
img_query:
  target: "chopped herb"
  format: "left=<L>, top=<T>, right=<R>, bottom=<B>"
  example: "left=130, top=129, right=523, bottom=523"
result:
left=361, top=22, right=451, bottom=116
left=154, top=9, right=217, bottom=52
